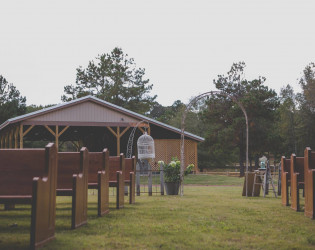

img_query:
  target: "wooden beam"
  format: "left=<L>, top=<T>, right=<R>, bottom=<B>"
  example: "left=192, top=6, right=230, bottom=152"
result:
left=8, top=129, right=13, bottom=148
left=23, top=125, right=34, bottom=137
left=107, top=126, right=118, bottom=137
left=130, top=122, right=149, bottom=128
left=3, top=134, right=6, bottom=149
left=44, top=125, right=56, bottom=137
left=58, top=126, right=69, bottom=137
left=55, top=126, right=59, bottom=150
left=120, top=127, right=130, bottom=138
left=14, top=126, right=19, bottom=148
left=139, top=127, right=145, bottom=134
left=117, top=127, right=120, bottom=156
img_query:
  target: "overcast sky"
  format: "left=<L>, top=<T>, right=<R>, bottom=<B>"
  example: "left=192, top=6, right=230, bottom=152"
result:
left=0, top=0, right=314, bottom=107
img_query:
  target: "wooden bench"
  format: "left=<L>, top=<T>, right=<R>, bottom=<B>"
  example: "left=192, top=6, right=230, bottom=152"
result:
left=125, top=156, right=136, bottom=204
left=304, top=147, right=315, bottom=219
left=281, top=156, right=291, bottom=206
left=109, top=154, right=125, bottom=209
left=0, top=143, right=58, bottom=249
left=57, top=147, right=89, bottom=229
left=88, top=149, right=110, bottom=216
left=290, top=154, right=304, bottom=211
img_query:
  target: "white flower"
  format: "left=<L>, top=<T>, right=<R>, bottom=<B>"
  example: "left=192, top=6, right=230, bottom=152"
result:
left=170, top=161, right=176, bottom=167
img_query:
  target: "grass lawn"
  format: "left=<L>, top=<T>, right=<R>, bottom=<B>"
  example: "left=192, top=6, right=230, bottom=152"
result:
left=0, top=175, right=314, bottom=249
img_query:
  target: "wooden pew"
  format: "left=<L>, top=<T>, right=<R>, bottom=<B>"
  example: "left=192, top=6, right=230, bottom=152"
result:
left=304, top=147, right=315, bottom=219
left=88, top=149, right=110, bottom=216
left=281, top=156, right=291, bottom=206
left=125, top=156, right=136, bottom=204
left=57, top=147, right=89, bottom=229
left=290, top=154, right=304, bottom=211
left=0, top=143, right=57, bottom=249
left=109, top=154, right=125, bottom=209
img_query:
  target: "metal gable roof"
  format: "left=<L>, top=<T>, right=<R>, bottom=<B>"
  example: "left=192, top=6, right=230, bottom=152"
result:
left=0, top=95, right=204, bottom=142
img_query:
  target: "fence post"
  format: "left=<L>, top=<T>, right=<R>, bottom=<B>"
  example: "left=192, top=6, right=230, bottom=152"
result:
left=148, top=160, right=152, bottom=196
left=136, top=161, right=140, bottom=196
left=160, top=162, right=164, bottom=195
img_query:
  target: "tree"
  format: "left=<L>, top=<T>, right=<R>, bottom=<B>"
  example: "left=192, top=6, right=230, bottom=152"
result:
left=202, top=62, right=279, bottom=174
left=62, top=47, right=157, bottom=115
left=295, top=62, right=315, bottom=152
left=150, top=100, right=185, bottom=124
left=276, top=85, right=298, bottom=156
left=0, top=75, right=26, bottom=124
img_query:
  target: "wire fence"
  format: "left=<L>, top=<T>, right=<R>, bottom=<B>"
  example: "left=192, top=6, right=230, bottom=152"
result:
left=136, top=160, right=164, bottom=196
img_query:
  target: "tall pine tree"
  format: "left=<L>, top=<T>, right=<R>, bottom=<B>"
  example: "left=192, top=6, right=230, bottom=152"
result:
left=62, top=47, right=157, bottom=115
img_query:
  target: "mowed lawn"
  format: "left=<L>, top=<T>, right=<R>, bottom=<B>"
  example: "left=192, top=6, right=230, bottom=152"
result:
left=0, top=175, right=315, bottom=249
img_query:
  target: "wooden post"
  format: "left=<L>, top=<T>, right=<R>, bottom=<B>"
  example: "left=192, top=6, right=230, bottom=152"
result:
left=14, top=127, right=19, bottom=148
left=19, top=125, right=35, bottom=149
left=4, top=132, right=8, bottom=148
left=107, top=126, right=130, bottom=156
left=8, top=129, right=13, bottom=148
left=148, top=160, right=152, bottom=196
left=55, top=126, right=59, bottom=150
left=0, top=134, right=4, bottom=148
left=19, top=124, right=23, bottom=148
left=136, top=160, right=141, bottom=196
left=117, top=127, right=120, bottom=156
left=44, top=125, right=68, bottom=151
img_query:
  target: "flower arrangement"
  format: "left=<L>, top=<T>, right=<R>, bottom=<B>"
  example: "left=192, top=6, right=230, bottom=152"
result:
left=158, top=157, right=194, bottom=183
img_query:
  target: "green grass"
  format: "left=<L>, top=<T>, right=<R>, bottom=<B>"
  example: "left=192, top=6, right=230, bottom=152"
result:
left=184, top=174, right=244, bottom=186
left=0, top=176, right=314, bottom=249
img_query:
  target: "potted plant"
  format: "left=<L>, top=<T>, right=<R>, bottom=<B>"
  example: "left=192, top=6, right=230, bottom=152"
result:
left=158, top=157, right=194, bottom=195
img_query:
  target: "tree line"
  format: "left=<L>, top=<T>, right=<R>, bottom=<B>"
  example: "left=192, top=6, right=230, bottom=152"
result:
left=1, top=48, right=315, bottom=173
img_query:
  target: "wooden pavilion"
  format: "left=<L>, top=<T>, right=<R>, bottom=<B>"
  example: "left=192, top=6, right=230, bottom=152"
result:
left=0, top=96, right=204, bottom=171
